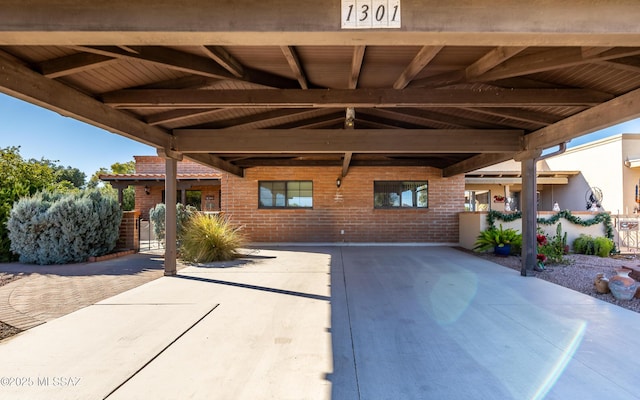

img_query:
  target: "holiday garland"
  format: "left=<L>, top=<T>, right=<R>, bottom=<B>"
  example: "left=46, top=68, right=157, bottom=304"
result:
left=486, top=210, right=614, bottom=240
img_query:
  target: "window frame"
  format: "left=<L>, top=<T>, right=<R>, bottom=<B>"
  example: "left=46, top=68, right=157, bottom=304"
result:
left=373, top=180, right=429, bottom=209
left=258, top=180, right=314, bottom=209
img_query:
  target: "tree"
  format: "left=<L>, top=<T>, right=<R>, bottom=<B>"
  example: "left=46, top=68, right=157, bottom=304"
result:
left=88, top=160, right=136, bottom=211
left=0, top=147, right=58, bottom=260
left=52, top=165, right=86, bottom=188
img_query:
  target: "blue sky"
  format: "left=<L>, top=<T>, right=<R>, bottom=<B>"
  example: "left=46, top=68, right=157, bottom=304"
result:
left=0, top=94, right=153, bottom=177
left=1, top=93, right=640, bottom=177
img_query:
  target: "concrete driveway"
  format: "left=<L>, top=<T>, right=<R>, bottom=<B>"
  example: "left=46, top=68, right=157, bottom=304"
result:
left=0, top=246, right=639, bottom=399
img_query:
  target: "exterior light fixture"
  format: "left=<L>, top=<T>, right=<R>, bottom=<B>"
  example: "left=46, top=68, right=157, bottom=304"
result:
left=144, top=185, right=150, bottom=195
left=344, top=107, right=355, bottom=128
left=336, top=177, right=342, bottom=188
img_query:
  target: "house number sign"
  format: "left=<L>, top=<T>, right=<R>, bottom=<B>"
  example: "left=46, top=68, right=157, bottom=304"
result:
left=341, top=0, right=401, bottom=29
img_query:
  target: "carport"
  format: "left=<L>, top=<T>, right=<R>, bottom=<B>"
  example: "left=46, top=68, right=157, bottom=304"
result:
left=2, top=1, right=640, bottom=275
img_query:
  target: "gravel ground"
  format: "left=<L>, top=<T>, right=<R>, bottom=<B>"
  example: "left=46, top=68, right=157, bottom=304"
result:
left=0, top=273, right=22, bottom=341
left=461, top=248, right=640, bottom=313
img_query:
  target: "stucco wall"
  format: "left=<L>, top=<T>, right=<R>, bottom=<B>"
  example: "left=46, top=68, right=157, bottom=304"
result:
left=546, top=135, right=626, bottom=213
left=459, top=211, right=609, bottom=250
left=222, top=166, right=465, bottom=243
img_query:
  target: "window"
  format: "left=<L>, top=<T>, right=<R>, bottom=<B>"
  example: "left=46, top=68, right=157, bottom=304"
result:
left=374, top=181, right=428, bottom=208
left=259, top=181, right=313, bottom=208
left=184, top=190, right=202, bottom=210
left=162, top=190, right=202, bottom=210
left=465, top=190, right=490, bottom=211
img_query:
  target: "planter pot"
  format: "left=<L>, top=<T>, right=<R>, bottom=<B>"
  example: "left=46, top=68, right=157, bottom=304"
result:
left=608, top=268, right=637, bottom=301
left=494, top=244, right=511, bottom=257
left=594, top=273, right=610, bottom=294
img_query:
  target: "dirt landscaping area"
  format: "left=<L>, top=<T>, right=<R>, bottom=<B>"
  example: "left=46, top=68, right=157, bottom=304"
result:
left=461, top=248, right=640, bottom=314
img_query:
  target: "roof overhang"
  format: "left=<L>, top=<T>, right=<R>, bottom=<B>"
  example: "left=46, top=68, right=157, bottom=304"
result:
left=2, top=1, right=640, bottom=177
left=465, top=170, right=580, bottom=185
left=99, top=173, right=220, bottom=189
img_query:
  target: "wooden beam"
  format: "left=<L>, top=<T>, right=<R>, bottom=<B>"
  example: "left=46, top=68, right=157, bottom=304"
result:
left=524, top=87, right=640, bottom=150
left=443, top=153, right=515, bottom=177
left=461, top=107, right=558, bottom=126
left=4, top=1, right=640, bottom=47
left=475, top=47, right=640, bottom=82
left=355, top=110, right=430, bottom=129
left=393, top=46, right=443, bottom=89
left=581, top=47, right=614, bottom=58
left=342, top=152, right=353, bottom=177
left=211, top=109, right=324, bottom=129
left=280, top=46, right=308, bottom=89
left=270, top=112, right=345, bottom=129
left=0, top=53, right=171, bottom=149
left=465, top=46, right=527, bottom=79
left=370, top=108, right=471, bottom=129
left=102, top=88, right=613, bottom=108
left=185, top=154, right=244, bottom=177
left=39, top=52, right=116, bottom=78
left=599, top=58, right=640, bottom=74
left=349, top=46, right=366, bottom=89
left=72, top=45, right=235, bottom=80
left=201, top=46, right=244, bottom=78
left=146, top=108, right=226, bottom=126
left=173, top=129, right=523, bottom=153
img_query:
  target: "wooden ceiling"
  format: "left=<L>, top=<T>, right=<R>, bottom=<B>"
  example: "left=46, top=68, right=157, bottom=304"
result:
left=2, top=1, right=640, bottom=177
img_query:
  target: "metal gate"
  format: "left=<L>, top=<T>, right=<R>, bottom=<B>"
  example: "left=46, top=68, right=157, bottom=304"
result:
left=614, top=215, right=640, bottom=254
left=139, top=219, right=163, bottom=250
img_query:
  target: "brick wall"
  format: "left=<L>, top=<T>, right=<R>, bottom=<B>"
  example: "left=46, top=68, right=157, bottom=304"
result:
left=135, top=156, right=221, bottom=176
left=116, top=210, right=140, bottom=250
left=222, top=166, right=464, bottom=243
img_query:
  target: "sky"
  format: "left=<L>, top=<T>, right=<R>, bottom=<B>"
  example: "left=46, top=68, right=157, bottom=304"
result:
left=2, top=92, right=640, bottom=177
left=0, top=93, right=154, bottom=177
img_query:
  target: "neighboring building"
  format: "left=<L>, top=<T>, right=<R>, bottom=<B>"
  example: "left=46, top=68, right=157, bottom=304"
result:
left=100, top=156, right=222, bottom=220
left=103, top=156, right=465, bottom=244
left=465, top=160, right=579, bottom=213
left=546, top=134, right=640, bottom=215
left=465, top=133, right=640, bottom=215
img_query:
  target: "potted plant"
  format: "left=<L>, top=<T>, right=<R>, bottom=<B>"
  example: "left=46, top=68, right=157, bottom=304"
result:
left=473, top=224, right=522, bottom=256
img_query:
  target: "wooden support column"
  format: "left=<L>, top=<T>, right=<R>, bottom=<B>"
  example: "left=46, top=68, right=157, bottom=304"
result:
left=520, top=157, right=538, bottom=276
left=164, top=157, right=178, bottom=276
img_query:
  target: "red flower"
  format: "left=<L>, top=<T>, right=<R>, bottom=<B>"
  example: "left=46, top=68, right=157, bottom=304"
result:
left=537, top=254, right=547, bottom=262
left=536, top=234, right=548, bottom=246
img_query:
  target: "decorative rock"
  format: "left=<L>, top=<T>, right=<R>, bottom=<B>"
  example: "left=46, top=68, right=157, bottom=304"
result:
left=594, top=273, right=610, bottom=294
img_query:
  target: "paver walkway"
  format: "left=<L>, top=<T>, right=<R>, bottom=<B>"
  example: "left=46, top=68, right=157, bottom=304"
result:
left=0, top=250, right=169, bottom=330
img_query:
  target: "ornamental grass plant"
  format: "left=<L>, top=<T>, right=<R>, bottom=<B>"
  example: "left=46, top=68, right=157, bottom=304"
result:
left=179, top=213, right=245, bottom=263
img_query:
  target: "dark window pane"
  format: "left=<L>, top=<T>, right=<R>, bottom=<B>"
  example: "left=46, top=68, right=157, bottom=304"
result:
left=374, top=181, right=428, bottom=209
left=259, top=181, right=313, bottom=208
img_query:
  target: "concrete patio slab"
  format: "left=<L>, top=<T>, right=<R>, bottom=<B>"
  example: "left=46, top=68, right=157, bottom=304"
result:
left=0, top=246, right=639, bottom=399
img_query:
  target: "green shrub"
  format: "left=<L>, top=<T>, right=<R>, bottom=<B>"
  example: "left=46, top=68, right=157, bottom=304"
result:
left=473, top=224, right=522, bottom=254
left=149, top=203, right=196, bottom=243
left=573, top=234, right=594, bottom=255
left=593, top=236, right=615, bottom=257
left=573, top=234, right=613, bottom=257
left=7, top=190, right=122, bottom=264
left=180, top=213, right=245, bottom=262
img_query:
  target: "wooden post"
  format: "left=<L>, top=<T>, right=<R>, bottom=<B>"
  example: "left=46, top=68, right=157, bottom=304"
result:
left=164, top=158, right=178, bottom=276
left=520, top=157, right=538, bottom=276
